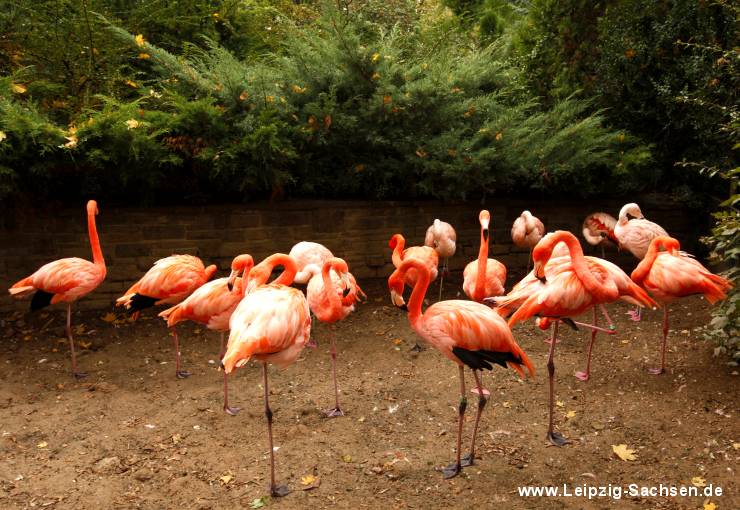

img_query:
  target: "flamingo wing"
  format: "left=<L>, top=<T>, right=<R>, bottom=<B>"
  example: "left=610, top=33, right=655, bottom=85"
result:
left=642, top=253, right=732, bottom=304
left=290, top=242, right=334, bottom=284
left=10, top=258, right=103, bottom=306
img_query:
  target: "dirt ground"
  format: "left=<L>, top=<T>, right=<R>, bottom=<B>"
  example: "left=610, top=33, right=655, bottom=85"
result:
left=0, top=277, right=737, bottom=510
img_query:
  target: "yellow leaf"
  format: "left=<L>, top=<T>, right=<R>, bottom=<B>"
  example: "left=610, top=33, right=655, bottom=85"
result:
left=239, top=90, right=249, bottom=101
left=23, top=335, right=32, bottom=342
left=37, top=441, right=48, bottom=449
left=265, top=95, right=274, bottom=103
left=611, top=444, right=638, bottom=461
left=135, top=34, right=146, bottom=47
left=371, top=72, right=380, bottom=80
left=11, top=83, right=27, bottom=94
left=193, top=328, right=201, bottom=335
left=625, top=48, right=635, bottom=59
left=566, top=410, right=576, bottom=419
left=447, top=148, right=457, bottom=157
left=172, top=434, right=182, bottom=445
left=691, top=476, right=706, bottom=487
left=125, top=79, right=139, bottom=89
left=556, top=400, right=564, bottom=408
left=383, top=94, right=392, bottom=105
left=125, top=119, right=140, bottom=129
left=733, top=442, right=740, bottom=450
left=495, top=132, right=503, bottom=141
left=451, top=87, right=461, bottom=93
left=219, top=473, right=233, bottom=485
left=371, top=52, right=380, bottom=63
left=415, top=148, right=427, bottom=159
left=502, top=401, right=511, bottom=408
left=101, top=312, right=117, bottom=323
left=138, top=53, right=151, bottom=60
left=291, top=84, right=306, bottom=94
left=341, top=454, right=352, bottom=463
left=0, top=131, right=6, bottom=142
left=354, top=164, right=365, bottom=173
left=703, top=502, right=717, bottom=510
left=300, top=474, right=316, bottom=486
left=391, top=338, right=402, bottom=345
left=421, top=63, right=428, bottom=70
left=78, top=341, right=92, bottom=350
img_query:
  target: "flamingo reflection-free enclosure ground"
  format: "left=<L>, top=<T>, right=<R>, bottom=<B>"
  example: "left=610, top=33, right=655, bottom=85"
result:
left=0, top=277, right=737, bottom=509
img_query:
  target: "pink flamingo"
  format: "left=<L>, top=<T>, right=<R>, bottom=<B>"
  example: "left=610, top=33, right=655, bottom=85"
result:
left=117, top=255, right=217, bottom=378
left=614, top=203, right=669, bottom=321
left=463, top=210, right=507, bottom=302
left=511, top=210, right=545, bottom=272
left=289, top=241, right=333, bottom=284
left=424, top=219, right=457, bottom=301
left=158, top=254, right=254, bottom=414
left=221, top=253, right=310, bottom=498
left=306, top=257, right=363, bottom=417
left=631, top=236, right=732, bottom=374
left=582, top=212, right=618, bottom=258
left=388, top=257, right=534, bottom=479
left=504, top=231, right=656, bottom=445
left=9, top=200, right=106, bottom=379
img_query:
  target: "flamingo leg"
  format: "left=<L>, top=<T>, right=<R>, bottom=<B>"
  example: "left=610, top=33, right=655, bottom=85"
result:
left=526, top=247, right=532, bottom=273
left=324, top=327, right=343, bottom=417
left=66, top=303, right=87, bottom=380
left=547, top=321, right=569, bottom=446
left=461, top=369, right=487, bottom=467
left=443, top=365, right=466, bottom=479
left=600, top=244, right=605, bottom=259
left=172, top=327, right=191, bottom=379
left=628, top=305, right=643, bottom=322
left=220, top=332, right=239, bottom=415
left=575, top=307, right=598, bottom=382
left=437, top=258, right=447, bottom=302
left=648, top=308, right=669, bottom=375
left=262, top=362, right=289, bottom=497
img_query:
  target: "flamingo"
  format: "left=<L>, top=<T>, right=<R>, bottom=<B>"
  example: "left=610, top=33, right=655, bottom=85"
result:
left=388, top=257, right=534, bottom=479
left=503, top=231, right=656, bottom=445
left=306, top=257, right=362, bottom=417
left=221, top=253, right=310, bottom=498
left=116, top=255, right=217, bottom=378
left=424, top=219, right=457, bottom=301
left=582, top=212, right=618, bottom=259
left=289, top=241, right=333, bottom=285
left=9, top=200, right=106, bottom=379
left=158, top=254, right=254, bottom=415
left=463, top=210, right=506, bottom=302
left=389, top=233, right=438, bottom=351
left=631, top=236, right=732, bottom=374
left=614, top=203, right=669, bottom=321
left=511, top=210, right=545, bottom=272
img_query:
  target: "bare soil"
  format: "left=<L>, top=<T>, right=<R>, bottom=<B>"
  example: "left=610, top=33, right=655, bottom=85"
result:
left=1, top=278, right=738, bottom=510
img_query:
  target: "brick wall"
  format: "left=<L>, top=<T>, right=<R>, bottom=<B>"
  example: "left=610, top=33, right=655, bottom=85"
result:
left=0, top=196, right=703, bottom=312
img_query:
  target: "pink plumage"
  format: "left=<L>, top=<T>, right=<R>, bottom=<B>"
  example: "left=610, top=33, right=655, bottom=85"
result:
left=614, top=203, right=669, bottom=259
left=424, top=219, right=457, bottom=259
left=463, top=210, right=506, bottom=302
left=389, top=233, right=438, bottom=288
left=289, top=241, right=334, bottom=284
left=511, top=210, right=545, bottom=248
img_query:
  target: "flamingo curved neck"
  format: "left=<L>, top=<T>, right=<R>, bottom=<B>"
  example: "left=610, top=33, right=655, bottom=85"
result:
left=391, top=235, right=406, bottom=266
left=88, top=212, right=105, bottom=267
left=549, top=232, right=605, bottom=299
left=631, top=238, right=673, bottom=284
left=404, top=260, right=431, bottom=324
left=322, top=261, right=342, bottom=318
left=474, top=227, right=488, bottom=300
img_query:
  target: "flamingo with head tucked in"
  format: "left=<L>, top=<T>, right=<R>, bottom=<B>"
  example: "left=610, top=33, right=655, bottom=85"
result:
left=117, top=254, right=217, bottom=378
left=388, top=257, right=534, bottom=479
left=631, top=236, right=732, bottom=374
left=289, top=241, right=334, bottom=285
left=424, top=219, right=456, bottom=301
left=511, top=210, right=545, bottom=272
left=503, top=231, right=656, bottom=445
left=463, top=210, right=506, bottom=302
left=221, top=253, right=310, bottom=498
left=158, top=254, right=254, bottom=414
left=582, top=212, right=618, bottom=259
left=9, top=200, right=106, bottom=379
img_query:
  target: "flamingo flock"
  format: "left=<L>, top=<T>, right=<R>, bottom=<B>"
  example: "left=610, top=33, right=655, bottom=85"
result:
left=7, top=199, right=732, bottom=497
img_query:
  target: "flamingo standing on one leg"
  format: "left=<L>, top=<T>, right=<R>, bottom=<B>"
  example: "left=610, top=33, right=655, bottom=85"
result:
left=221, top=254, right=310, bottom=498
left=582, top=212, right=618, bottom=259
left=306, top=257, right=362, bottom=417
left=424, top=219, right=456, bottom=301
left=390, top=233, right=438, bottom=351
left=117, top=255, right=217, bottom=378
left=503, top=231, right=656, bottom=445
left=9, top=200, right=106, bottom=379
left=289, top=241, right=334, bottom=285
left=388, top=257, right=534, bottom=478
left=463, top=210, right=506, bottom=302
left=511, top=210, right=545, bottom=273
left=158, top=254, right=254, bottom=414
left=614, top=203, right=669, bottom=321
left=631, top=236, right=732, bottom=375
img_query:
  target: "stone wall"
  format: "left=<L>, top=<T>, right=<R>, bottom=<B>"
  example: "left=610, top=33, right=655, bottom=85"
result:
left=0, top=196, right=703, bottom=311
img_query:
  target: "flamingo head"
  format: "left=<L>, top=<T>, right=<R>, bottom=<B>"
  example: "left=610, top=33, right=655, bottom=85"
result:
left=649, top=236, right=681, bottom=256
left=326, top=258, right=352, bottom=297
left=227, top=254, right=254, bottom=292
left=479, top=210, right=490, bottom=242
left=86, top=200, right=99, bottom=216
left=204, top=264, right=218, bottom=281
left=618, top=203, right=644, bottom=224
left=388, top=234, right=403, bottom=250
left=387, top=269, right=408, bottom=310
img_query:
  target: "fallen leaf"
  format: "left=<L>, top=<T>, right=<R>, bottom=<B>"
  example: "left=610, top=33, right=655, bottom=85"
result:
left=341, top=454, right=352, bottom=463
left=703, top=502, right=716, bottom=510
left=78, top=341, right=92, bottom=350
left=556, top=400, right=564, bottom=408
left=101, top=312, right=117, bottom=323
left=502, top=401, right=511, bottom=408
left=566, top=410, right=576, bottom=419
left=219, top=473, right=233, bottom=485
left=11, top=83, right=27, bottom=94
left=250, top=497, right=268, bottom=509
left=172, top=434, right=182, bottom=445
left=733, top=442, right=740, bottom=450
left=692, top=476, right=706, bottom=487
left=612, top=444, right=638, bottom=461
left=391, top=338, right=402, bottom=345
left=300, top=474, right=316, bottom=486
left=37, top=441, right=48, bottom=448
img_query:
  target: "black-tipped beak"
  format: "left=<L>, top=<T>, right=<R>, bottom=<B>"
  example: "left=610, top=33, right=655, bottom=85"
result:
left=227, top=281, right=234, bottom=292
left=342, top=286, right=351, bottom=298
left=397, top=303, right=408, bottom=311
left=482, top=228, right=489, bottom=242
left=536, top=274, right=547, bottom=284
left=219, top=361, right=225, bottom=370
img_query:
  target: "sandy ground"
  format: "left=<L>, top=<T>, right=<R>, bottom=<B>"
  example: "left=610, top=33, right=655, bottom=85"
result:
left=0, top=278, right=738, bottom=510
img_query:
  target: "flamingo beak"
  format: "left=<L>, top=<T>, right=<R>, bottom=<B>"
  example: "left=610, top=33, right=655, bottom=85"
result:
left=534, top=262, right=546, bottom=283
left=481, top=217, right=490, bottom=242
left=341, top=273, right=351, bottom=298
left=227, top=269, right=239, bottom=292
left=390, top=289, right=407, bottom=310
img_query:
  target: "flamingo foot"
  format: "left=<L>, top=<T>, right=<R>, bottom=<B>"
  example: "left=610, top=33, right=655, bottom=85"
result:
left=73, top=371, right=88, bottom=380
left=409, top=343, right=425, bottom=352
left=543, top=338, right=561, bottom=345
left=574, top=370, right=590, bottom=382
left=470, top=387, right=490, bottom=396
left=270, top=484, right=290, bottom=498
left=627, top=310, right=642, bottom=322
left=647, top=367, right=665, bottom=375
left=441, top=462, right=461, bottom=479
left=223, top=405, right=241, bottom=416
left=307, top=338, right=318, bottom=348
left=547, top=431, right=570, bottom=447
left=460, top=453, right=475, bottom=467
left=176, top=370, right=192, bottom=379
left=324, top=407, right=344, bottom=418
